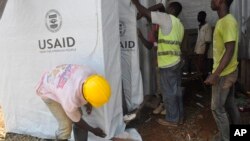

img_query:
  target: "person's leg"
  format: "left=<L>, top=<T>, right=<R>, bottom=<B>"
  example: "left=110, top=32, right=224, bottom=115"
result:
left=195, top=54, right=205, bottom=74
left=224, top=70, right=241, bottom=124
left=211, top=80, right=230, bottom=141
left=211, top=70, right=238, bottom=141
left=159, top=68, right=169, bottom=117
left=121, top=81, right=128, bottom=115
left=160, top=63, right=181, bottom=123
left=191, top=55, right=197, bottom=74
left=176, top=65, right=183, bottom=124
left=73, top=123, right=88, bottom=141
left=182, top=56, right=189, bottom=75
left=196, top=55, right=202, bottom=73
left=43, top=98, right=72, bottom=140
left=153, top=66, right=165, bottom=115
left=207, top=58, right=213, bottom=74
left=157, top=71, right=178, bottom=126
left=225, top=86, right=241, bottom=124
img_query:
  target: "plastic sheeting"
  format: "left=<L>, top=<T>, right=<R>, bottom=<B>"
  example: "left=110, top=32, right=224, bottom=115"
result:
left=0, top=0, right=133, bottom=140
left=118, top=0, right=143, bottom=112
left=137, top=0, right=155, bottom=96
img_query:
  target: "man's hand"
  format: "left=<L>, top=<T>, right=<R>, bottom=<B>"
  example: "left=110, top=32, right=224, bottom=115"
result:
left=204, top=73, right=219, bottom=85
left=91, top=127, right=106, bottom=138
left=131, top=0, right=139, bottom=4
left=85, top=103, right=92, bottom=115
left=137, top=13, right=143, bottom=20
left=131, top=0, right=151, bottom=21
left=75, top=119, right=106, bottom=138
left=137, top=28, right=143, bottom=39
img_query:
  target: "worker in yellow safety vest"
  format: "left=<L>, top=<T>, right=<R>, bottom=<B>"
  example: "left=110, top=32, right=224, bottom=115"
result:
left=131, top=0, right=184, bottom=127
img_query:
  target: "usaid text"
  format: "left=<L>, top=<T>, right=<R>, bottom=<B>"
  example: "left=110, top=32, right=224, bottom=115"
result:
left=39, top=37, right=75, bottom=49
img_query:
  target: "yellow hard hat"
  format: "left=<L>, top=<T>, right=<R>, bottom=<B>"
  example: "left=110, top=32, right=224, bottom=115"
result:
left=83, top=74, right=111, bottom=108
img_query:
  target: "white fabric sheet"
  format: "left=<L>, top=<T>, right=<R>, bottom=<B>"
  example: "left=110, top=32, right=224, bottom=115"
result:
left=0, top=0, right=127, bottom=140
left=118, top=0, right=144, bottom=112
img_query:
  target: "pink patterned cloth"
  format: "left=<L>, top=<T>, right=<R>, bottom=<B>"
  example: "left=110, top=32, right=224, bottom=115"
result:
left=36, top=64, right=96, bottom=122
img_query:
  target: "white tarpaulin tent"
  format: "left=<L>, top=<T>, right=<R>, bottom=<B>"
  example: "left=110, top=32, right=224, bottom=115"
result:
left=0, top=0, right=249, bottom=140
left=118, top=0, right=143, bottom=112
left=0, top=0, right=143, bottom=140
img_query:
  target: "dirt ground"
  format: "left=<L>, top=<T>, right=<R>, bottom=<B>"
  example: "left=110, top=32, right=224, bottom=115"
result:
left=0, top=80, right=250, bottom=141
left=128, top=80, right=218, bottom=141
left=0, top=106, right=5, bottom=141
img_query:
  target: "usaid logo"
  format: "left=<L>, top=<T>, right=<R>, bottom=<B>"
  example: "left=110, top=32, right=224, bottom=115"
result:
left=45, top=9, right=62, bottom=33
left=119, top=21, right=126, bottom=37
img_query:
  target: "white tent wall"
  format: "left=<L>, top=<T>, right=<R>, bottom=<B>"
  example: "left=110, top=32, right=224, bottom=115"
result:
left=137, top=0, right=157, bottom=95
left=91, top=0, right=127, bottom=139
left=118, top=0, right=143, bottom=112
left=0, top=0, right=126, bottom=140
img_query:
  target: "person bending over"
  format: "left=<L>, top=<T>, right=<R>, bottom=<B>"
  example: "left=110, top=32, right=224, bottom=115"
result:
left=36, top=64, right=110, bottom=141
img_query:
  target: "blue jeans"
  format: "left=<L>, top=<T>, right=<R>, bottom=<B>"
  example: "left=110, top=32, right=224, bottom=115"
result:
left=160, top=62, right=183, bottom=123
left=211, top=70, right=241, bottom=141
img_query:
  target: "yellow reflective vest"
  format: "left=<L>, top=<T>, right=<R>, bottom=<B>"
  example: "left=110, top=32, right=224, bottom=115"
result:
left=157, top=15, right=184, bottom=68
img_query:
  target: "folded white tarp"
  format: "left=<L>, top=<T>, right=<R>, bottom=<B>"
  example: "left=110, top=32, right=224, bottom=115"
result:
left=0, top=0, right=138, bottom=140
left=118, top=0, right=143, bottom=112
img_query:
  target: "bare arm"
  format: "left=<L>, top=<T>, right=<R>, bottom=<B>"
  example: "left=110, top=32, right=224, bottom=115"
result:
left=137, top=29, right=154, bottom=50
left=137, top=3, right=165, bottom=20
left=204, top=41, right=235, bottom=85
left=74, top=118, right=93, bottom=131
left=74, top=109, right=106, bottom=138
left=132, top=0, right=151, bottom=22
left=213, top=41, right=235, bottom=76
left=148, top=3, right=165, bottom=12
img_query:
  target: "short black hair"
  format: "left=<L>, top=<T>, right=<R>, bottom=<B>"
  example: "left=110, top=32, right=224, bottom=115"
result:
left=169, top=2, right=182, bottom=16
left=198, top=11, right=207, bottom=19
left=226, top=0, right=233, bottom=8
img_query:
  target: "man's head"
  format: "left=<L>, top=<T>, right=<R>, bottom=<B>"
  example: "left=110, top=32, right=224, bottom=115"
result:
left=211, top=0, right=233, bottom=11
left=82, top=75, right=111, bottom=108
left=166, top=2, right=182, bottom=17
left=197, top=11, right=207, bottom=23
